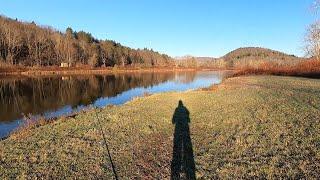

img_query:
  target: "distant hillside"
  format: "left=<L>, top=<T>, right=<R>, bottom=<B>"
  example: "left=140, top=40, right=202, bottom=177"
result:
left=222, top=47, right=304, bottom=68
left=193, top=57, right=218, bottom=62
left=0, top=15, right=174, bottom=68
left=175, top=48, right=305, bottom=69
left=174, top=56, right=224, bottom=68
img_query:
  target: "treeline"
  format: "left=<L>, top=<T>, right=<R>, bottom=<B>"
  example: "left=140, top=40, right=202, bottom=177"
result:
left=175, top=56, right=226, bottom=69
left=0, top=16, right=174, bottom=67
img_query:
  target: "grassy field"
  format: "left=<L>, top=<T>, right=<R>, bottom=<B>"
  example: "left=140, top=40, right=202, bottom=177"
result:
left=1, top=75, right=320, bottom=179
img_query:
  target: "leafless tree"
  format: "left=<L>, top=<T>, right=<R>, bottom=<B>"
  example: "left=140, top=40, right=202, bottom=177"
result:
left=305, top=1, right=320, bottom=60
left=305, top=21, right=320, bottom=60
left=313, top=0, right=320, bottom=11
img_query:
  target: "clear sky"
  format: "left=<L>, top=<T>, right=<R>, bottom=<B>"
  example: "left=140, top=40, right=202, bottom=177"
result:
left=0, top=0, right=317, bottom=57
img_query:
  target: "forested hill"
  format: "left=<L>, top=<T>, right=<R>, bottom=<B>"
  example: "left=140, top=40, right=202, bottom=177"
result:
left=174, top=47, right=304, bottom=68
left=222, top=47, right=303, bottom=67
left=0, top=16, right=174, bottom=67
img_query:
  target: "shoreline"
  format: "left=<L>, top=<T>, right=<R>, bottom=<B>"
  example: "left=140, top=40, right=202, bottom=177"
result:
left=0, top=70, right=233, bottom=140
left=0, top=66, right=234, bottom=76
left=0, top=75, right=228, bottom=141
left=0, top=74, right=308, bottom=141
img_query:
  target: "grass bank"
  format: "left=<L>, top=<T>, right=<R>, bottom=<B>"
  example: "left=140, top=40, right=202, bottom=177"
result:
left=1, top=76, right=320, bottom=179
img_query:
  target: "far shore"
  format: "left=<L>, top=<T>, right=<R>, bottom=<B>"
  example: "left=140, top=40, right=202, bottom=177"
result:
left=0, top=66, right=235, bottom=76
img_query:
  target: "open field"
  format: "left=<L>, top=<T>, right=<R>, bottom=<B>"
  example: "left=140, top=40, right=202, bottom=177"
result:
left=1, top=75, right=320, bottom=179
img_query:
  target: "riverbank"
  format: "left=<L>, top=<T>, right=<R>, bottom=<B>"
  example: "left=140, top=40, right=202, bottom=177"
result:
left=1, top=75, right=320, bottom=179
left=233, top=59, right=320, bottom=79
left=0, top=66, right=232, bottom=76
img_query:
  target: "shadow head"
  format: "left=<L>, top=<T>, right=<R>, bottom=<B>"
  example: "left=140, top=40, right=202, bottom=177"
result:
left=178, top=100, right=183, bottom=107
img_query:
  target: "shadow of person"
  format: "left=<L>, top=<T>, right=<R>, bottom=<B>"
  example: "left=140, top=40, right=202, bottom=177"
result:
left=171, top=100, right=196, bottom=180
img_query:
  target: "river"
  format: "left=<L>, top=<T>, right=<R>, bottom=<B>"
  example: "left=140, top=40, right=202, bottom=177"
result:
left=0, top=71, right=230, bottom=138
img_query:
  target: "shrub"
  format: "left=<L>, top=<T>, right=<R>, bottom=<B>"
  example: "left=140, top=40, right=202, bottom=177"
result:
left=234, top=59, right=320, bottom=78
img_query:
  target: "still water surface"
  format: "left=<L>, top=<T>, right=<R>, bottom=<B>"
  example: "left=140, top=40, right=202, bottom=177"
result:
left=0, top=71, right=229, bottom=138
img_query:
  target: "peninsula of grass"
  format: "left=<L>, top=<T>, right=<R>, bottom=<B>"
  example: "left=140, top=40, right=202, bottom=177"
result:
left=1, top=75, right=320, bottom=179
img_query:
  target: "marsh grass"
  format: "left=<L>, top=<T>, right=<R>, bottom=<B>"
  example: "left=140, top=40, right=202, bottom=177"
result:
left=234, top=59, right=320, bottom=78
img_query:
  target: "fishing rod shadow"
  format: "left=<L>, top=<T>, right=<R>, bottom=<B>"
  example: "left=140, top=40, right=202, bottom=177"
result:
left=93, top=106, right=119, bottom=180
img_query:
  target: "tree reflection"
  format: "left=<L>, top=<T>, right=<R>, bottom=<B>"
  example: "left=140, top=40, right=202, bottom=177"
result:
left=0, top=72, right=196, bottom=122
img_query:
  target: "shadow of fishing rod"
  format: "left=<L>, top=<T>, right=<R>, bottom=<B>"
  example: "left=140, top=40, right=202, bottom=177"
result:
left=93, top=107, right=119, bottom=180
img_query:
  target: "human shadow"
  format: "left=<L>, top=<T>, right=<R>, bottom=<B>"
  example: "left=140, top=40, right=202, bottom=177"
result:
left=171, top=100, right=196, bottom=180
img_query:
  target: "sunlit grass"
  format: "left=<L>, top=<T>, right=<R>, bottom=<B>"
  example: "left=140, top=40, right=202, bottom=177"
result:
left=1, top=75, right=320, bottom=179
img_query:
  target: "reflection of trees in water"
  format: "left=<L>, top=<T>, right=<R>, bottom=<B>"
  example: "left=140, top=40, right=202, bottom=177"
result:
left=174, top=71, right=197, bottom=84
left=0, top=72, right=196, bottom=122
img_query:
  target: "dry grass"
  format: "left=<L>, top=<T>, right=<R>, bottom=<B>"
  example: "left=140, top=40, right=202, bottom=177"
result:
left=10, top=116, right=52, bottom=139
left=9, top=113, right=79, bottom=140
left=234, top=59, right=320, bottom=78
left=1, top=76, right=320, bottom=179
left=143, top=91, right=153, bottom=97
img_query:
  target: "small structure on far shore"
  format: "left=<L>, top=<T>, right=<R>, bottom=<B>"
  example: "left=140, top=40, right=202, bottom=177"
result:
left=60, top=63, right=72, bottom=68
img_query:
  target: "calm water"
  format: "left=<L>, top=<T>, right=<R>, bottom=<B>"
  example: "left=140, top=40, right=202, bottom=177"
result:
left=0, top=71, right=229, bottom=138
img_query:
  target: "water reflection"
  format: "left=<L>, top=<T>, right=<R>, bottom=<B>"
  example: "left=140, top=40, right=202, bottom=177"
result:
left=0, top=71, right=228, bottom=138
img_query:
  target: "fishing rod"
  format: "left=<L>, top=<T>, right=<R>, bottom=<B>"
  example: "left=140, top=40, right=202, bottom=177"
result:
left=94, top=107, right=119, bottom=180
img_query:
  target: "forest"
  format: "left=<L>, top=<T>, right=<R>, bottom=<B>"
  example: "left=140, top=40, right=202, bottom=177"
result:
left=0, top=16, right=174, bottom=68
left=0, top=15, right=315, bottom=71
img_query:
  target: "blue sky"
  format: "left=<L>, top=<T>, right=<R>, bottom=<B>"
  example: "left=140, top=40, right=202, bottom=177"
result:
left=0, top=0, right=317, bottom=57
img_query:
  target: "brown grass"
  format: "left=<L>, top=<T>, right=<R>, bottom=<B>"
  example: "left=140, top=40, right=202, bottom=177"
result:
left=10, top=112, right=79, bottom=140
left=234, top=59, right=320, bottom=78
left=143, top=92, right=153, bottom=97
left=10, top=115, right=52, bottom=139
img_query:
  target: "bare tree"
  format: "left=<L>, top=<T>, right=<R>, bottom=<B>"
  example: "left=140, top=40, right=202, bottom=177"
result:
left=306, top=21, right=320, bottom=60
left=305, top=1, right=320, bottom=60
left=313, top=0, right=320, bottom=11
